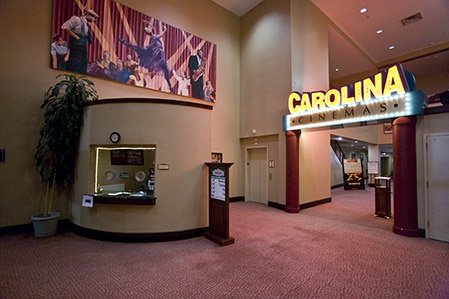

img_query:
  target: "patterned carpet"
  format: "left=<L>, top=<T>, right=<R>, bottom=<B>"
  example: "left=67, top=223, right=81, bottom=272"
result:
left=1, top=187, right=448, bottom=298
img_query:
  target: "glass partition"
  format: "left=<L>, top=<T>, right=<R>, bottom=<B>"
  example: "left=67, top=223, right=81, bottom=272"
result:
left=94, top=146, right=156, bottom=197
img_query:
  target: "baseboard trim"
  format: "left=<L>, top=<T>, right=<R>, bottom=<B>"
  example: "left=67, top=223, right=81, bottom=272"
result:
left=69, top=222, right=207, bottom=243
left=0, top=223, right=32, bottom=235
left=418, top=228, right=426, bottom=238
left=268, top=201, right=285, bottom=211
left=229, top=196, right=245, bottom=202
left=0, top=219, right=70, bottom=236
left=300, top=197, right=332, bottom=210
left=268, top=197, right=332, bottom=212
left=331, top=184, right=344, bottom=189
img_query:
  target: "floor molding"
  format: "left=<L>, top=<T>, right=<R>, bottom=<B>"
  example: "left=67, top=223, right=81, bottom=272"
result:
left=69, top=222, right=207, bottom=243
left=229, top=196, right=245, bottom=202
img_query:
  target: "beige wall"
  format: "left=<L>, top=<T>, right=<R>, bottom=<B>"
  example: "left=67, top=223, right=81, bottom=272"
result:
left=291, top=0, right=331, bottom=204
left=240, top=0, right=291, bottom=205
left=0, top=0, right=241, bottom=228
left=73, top=103, right=211, bottom=233
left=240, top=0, right=292, bottom=138
left=240, top=0, right=331, bottom=206
left=299, top=130, right=331, bottom=204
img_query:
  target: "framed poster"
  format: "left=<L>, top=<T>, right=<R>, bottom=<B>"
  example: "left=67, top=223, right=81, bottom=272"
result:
left=383, top=123, right=393, bottom=134
left=368, top=161, right=379, bottom=175
left=343, top=158, right=365, bottom=190
left=211, top=152, right=223, bottom=163
left=51, top=0, right=217, bottom=101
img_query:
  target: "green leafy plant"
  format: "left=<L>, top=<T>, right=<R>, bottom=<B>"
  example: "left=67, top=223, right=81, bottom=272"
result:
left=35, top=74, right=98, bottom=216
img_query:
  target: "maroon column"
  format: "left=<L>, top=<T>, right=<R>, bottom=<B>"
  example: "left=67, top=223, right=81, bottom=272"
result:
left=285, top=131, right=299, bottom=213
left=392, top=117, right=420, bottom=237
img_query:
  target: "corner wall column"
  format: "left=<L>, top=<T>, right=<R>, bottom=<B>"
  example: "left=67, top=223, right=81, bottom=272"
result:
left=392, top=116, right=420, bottom=237
left=285, top=131, right=299, bottom=213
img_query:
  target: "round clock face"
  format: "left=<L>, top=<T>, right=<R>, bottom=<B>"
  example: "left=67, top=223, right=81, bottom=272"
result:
left=105, top=171, right=115, bottom=181
left=110, top=132, right=120, bottom=143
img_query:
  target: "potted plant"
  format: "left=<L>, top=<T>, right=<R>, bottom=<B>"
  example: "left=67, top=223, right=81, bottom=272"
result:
left=33, top=73, right=98, bottom=237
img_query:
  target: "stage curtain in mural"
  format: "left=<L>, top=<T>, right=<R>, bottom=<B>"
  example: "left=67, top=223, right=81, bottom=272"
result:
left=51, top=0, right=217, bottom=101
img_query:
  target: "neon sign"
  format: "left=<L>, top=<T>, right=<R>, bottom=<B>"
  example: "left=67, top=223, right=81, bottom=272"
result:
left=283, top=64, right=424, bottom=131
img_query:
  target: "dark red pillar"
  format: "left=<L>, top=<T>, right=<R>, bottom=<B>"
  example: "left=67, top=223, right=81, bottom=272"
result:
left=392, top=117, right=420, bottom=237
left=285, top=131, right=299, bottom=213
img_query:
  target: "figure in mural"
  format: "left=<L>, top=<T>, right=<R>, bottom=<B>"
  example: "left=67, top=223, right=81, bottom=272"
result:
left=124, top=54, right=138, bottom=71
left=114, top=59, right=131, bottom=83
left=203, top=80, right=215, bottom=102
left=88, top=50, right=117, bottom=79
left=127, top=64, right=145, bottom=87
left=188, top=49, right=206, bottom=99
left=50, top=35, right=69, bottom=70
left=172, top=69, right=190, bottom=96
left=118, top=20, right=173, bottom=92
left=61, top=9, right=99, bottom=73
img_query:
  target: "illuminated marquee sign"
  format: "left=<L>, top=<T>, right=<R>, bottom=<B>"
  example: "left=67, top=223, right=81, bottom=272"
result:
left=283, top=64, right=424, bottom=131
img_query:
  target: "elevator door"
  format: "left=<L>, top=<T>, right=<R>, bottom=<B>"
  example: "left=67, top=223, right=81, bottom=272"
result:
left=247, top=148, right=268, bottom=204
left=426, top=134, right=449, bottom=243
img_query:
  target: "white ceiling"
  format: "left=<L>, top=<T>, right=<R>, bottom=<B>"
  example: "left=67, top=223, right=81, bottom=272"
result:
left=213, top=0, right=449, bottom=95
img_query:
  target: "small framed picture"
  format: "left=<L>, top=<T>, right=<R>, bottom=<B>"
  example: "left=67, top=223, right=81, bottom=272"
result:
left=211, top=152, right=223, bottom=163
left=383, top=123, right=393, bottom=134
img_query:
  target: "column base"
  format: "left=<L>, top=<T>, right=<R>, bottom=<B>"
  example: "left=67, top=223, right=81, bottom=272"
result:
left=285, top=206, right=299, bottom=213
left=393, top=226, right=420, bottom=237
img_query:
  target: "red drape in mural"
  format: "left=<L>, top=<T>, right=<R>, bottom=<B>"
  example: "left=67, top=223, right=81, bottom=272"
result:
left=51, top=0, right=217, bottom=101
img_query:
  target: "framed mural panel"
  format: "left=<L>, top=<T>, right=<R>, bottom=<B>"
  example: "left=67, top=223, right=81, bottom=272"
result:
left=51, top=0, right=217, bottom=102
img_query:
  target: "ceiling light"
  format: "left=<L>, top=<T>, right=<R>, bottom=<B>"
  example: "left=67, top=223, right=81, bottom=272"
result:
left=337, top=137, right=343, bottom=141
left=376, top=29, right=383, bottom=34
left=354, top=141, right=358, bottom=144
left=360, top=8, right=367, bottom=14
left=335, top=68, right=339, bottom=72
left=388, top=45, right=395, bottom=50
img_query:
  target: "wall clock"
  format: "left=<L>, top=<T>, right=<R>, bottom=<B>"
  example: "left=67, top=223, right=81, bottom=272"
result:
left=109, top=132, right=121, bottom=143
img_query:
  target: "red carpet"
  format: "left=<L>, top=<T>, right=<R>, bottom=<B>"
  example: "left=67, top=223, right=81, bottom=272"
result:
left=1, top=187, right=448, bottom=298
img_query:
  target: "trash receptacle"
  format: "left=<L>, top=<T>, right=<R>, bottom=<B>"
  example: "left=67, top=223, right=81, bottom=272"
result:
left=374, top=177, right=392, bottom=218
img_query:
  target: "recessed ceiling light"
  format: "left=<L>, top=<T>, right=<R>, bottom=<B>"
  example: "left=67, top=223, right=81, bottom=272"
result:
left=376, top=29, right=383, bottom=34
left=360, top=8, right=367, bottom=13
left=388, top=45, right=395, bottom=50
left=335, top=68, right=339, bottom=72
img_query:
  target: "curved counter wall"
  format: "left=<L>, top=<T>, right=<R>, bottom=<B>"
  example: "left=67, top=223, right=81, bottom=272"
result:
left=71, top=98, right=212, bottom=241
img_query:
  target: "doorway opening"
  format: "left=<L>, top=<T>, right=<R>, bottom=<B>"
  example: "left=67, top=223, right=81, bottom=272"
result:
left=329, top=126, right=394, bottom=222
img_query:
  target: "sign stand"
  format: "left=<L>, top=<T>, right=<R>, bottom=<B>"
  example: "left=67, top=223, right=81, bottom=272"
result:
left=204, top=162, right=234, bottom=246
left=343, top=158, right=365, bottom=190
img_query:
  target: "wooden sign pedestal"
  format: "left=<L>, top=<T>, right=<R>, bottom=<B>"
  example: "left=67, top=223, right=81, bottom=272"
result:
left=204, top=162, right=234, bottom=246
